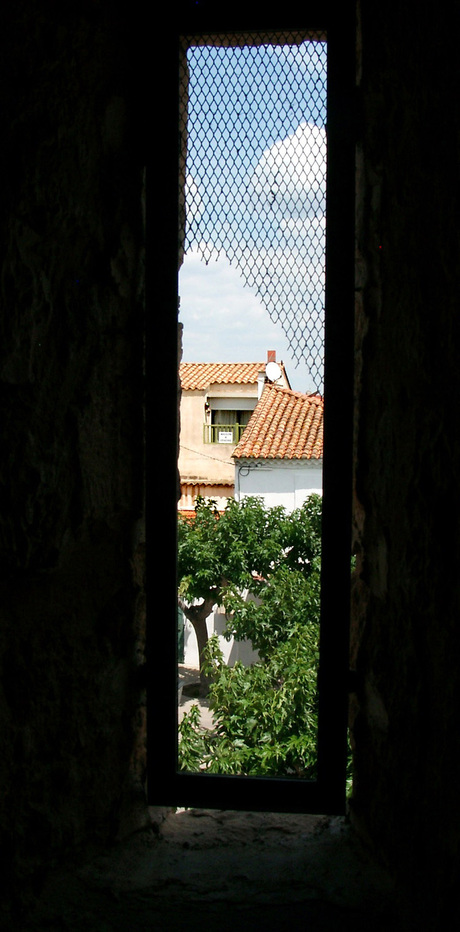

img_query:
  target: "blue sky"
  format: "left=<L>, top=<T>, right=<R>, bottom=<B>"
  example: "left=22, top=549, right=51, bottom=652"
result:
left=178, top=39, right=327, bottom=394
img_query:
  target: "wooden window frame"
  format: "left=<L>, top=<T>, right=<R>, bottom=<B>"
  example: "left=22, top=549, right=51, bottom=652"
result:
left=148, top=1, right=355, bottom=815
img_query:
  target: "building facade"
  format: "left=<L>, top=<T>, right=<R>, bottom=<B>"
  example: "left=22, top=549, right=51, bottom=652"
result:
left=178, top=354, right=290, bottom=512
left=233, top=382, right=323, bottom=510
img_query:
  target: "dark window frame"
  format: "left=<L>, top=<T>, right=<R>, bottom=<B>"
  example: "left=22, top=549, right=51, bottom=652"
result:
left=148, top=1, right=355, bottom=815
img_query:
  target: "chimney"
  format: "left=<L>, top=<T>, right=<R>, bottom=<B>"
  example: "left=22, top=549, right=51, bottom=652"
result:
left=267, top=350, right=276, bottom=363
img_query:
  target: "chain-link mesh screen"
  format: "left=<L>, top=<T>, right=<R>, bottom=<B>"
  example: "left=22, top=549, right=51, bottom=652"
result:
left=179, top=33, right=327, bottom=391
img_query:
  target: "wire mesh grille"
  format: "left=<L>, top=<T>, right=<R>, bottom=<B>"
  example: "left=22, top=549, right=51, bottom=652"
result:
left=179, top=32, right=327, bottom=391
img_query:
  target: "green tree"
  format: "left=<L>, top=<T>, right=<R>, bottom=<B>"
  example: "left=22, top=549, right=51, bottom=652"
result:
left=178, top=494, right=322, bottom=776
left=178, top=495, right=290, bottom=687
left=178, top=494, right=320, bottom=680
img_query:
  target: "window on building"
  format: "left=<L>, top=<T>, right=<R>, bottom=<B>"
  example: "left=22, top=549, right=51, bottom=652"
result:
left=150, top=3, right=355, bottom=815
left=205, top=401, right=254, bottom=444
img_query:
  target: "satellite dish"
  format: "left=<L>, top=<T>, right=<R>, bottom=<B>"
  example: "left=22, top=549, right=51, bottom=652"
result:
left=265, top=361, right=282, bottom=382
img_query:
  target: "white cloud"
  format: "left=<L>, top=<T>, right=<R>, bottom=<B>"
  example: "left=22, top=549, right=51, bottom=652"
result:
left=184, top=176, right=203, bottom=224
left=249, top=122, right=326, bottom=219
left=179, top=123, right=327, bottom=392
left=179, top=248, right=319, bottom=392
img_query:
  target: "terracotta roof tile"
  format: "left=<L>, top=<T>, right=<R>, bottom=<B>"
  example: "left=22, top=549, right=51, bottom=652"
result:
left=180, top=479, right=234, bottom=487
left=232, top=383, right=323, bottom=460
left=178, top=509, right=198, bottom=521
left=180, top=361, right=281, bottom=391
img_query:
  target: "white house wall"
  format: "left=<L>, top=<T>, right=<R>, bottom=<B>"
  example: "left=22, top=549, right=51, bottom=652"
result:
left=183, top=608, right=259, bottom=669
left=235, top=459, right=323, bottom=511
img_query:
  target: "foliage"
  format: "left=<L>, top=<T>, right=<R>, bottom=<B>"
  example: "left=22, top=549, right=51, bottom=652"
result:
left=178, top=494, right=323, bottom=778
left=177, top=703, right=208, bottom=773
left=177, top=493, right=322, bottom=628
left=178, top=629, right=319, bottom=777
left=177, top=494, right=295, bottom=605
left=219, top=494, right=322, bottom=658
left=223, top=563, right=320, bottom=660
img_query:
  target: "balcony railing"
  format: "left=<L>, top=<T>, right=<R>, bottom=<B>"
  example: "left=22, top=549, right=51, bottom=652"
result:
left=203, top=423, right=247, bottom=444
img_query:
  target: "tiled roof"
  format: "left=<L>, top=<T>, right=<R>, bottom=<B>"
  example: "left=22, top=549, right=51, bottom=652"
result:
left=180, top=361, right=271, bottom=391
left=232, top=383, right=323, bottom=460
left=178, top=510, right=198, bottom=522
left=180, top=479, right=234, bottom=487
left=178, top=508, right=226, bottom=520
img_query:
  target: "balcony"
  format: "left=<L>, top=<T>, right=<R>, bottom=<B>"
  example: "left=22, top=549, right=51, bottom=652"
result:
left=203, top=422, right=247, bottom=444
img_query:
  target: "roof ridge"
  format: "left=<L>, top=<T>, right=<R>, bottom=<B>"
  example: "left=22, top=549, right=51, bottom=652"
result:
left=179, top=360, right=291, bottom=392
left=263, top=381, right=323, bottom=402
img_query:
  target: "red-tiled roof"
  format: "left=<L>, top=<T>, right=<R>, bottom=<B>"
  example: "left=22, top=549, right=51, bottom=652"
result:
left=178, top=510, right=198, bottom=521
left=232, top=383, right=323, bottom=460
left=178, top=507, right=226, bottom=520
left=180, top=361, right=285, bottom=391
left=180, top=479, right=234, bottom=488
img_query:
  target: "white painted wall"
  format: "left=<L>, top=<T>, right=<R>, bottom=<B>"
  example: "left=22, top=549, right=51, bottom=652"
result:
left=234, top=458, right=323, bottom=511
left=182, top=605, right=259, bottom=669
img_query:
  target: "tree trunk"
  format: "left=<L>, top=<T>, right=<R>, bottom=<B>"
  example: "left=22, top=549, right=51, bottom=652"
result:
left=179, top=597, right=215, bottom=694
left=191, top=614, right=212, bottom=695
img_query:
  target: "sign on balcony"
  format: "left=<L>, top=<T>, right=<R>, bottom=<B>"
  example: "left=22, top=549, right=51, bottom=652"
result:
left=218, top=430, right=234, bottom=443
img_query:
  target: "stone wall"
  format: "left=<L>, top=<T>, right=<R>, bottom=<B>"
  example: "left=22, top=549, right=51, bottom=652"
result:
left=350, top=2, right=460, bottom=925
left=0, top=3, right=147, bottom=918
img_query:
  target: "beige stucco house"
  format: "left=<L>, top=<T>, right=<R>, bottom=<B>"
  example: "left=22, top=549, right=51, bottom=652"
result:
left=178, top=352, right=290, bottom=513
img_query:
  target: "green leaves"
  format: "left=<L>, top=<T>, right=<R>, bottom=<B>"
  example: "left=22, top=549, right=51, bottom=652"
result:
left=223, top=563, right=320, bottom=659
left=178, top=703, right=208, bottom=772
left=177, top=494, right=323, bottom=778
left=177, top=493, right=322, bottom=614
left=178, top=626, right=319, bottom=779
